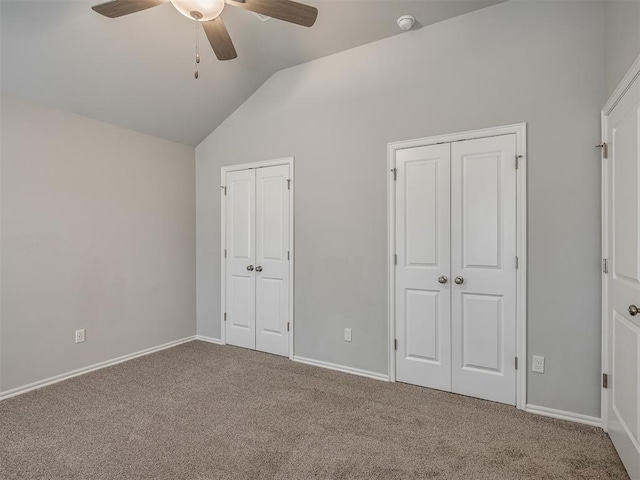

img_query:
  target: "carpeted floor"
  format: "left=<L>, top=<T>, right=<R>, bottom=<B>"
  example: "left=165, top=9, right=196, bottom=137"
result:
left=0, top=341, right=628, bottom=479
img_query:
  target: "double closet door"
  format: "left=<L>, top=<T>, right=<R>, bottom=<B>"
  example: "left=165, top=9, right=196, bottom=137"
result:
left=225, top=164, right=290, bottom=357
left=395, top=135, right=517, bottom=405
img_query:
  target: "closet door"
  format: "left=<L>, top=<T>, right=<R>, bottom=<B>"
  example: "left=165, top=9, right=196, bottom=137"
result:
left=395, top=144, right=452, bottom=390
left=450, top=135, right=517, bottom=405
left=225, top=169, right=256, bottom=350
left=255, top=165, right=290, bottom=357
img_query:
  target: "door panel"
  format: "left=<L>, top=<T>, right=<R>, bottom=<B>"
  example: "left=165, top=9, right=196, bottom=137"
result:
left=606, top=73, right=640, bottom=478
left=255, top=165, right=290, bottom=357
left=451, top=135, right=517, bottom=405
left=225, top=169, right=256, bottom=349
left=405, top=289, right=440, bottom=361
left=461, top=294, right=502, bottom=373
left=395, top=144, right=451, bottom=391
left=461, top=154, right=501, bottom=269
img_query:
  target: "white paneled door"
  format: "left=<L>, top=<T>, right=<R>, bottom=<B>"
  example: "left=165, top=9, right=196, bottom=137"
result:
left=604, top=72, right=640, bottom=478
left=395, top=144, right=452, bottom=391
left=255, top=165, right=290, bottom=356
left=225, top=164, right=290, bottom=357
left=395, top=135, right=517, bottom=406
left=225, top=168, right=256, bottom=350
left=451, top=136, right=517, bottom=405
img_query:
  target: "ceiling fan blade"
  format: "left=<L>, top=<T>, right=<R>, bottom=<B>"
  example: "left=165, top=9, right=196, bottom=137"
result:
left=92, top=0, right=168, bottom=18
left=203, top=18, right=238, bottom=61
left=226, top=0, right=317, bottom=27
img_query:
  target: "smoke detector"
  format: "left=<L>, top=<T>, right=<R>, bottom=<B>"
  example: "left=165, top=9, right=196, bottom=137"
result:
left=397, top=15, right=415, bottom=31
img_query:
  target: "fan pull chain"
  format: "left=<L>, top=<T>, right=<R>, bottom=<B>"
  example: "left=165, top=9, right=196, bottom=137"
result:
left=194, top=22, right=201, bottom=79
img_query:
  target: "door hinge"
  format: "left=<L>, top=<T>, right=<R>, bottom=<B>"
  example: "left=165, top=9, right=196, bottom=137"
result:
left=603, top=373, right=608, bottom=388
left=515, top=256, right=519, bottom=269
left=224, top=249, right=227, bottom=258
left=596, top=142, right=608, bottom=159
left=288, top=251, right=290, bottom=260
left=515, top=155, right=523, bottom=169
left=394, top=339, right=398, bottom=350
left=287, top=179, right=291, bottom=190
left=515, top=357, right=518, bottom=370
left=287, top=322, right=290, bottom=332
left=602, top=258, right=608, bottom=274
left=394, top=254, right=398, bottom=265
left=221, top=185, right=227, bottom=195
left=224, top=312, right=227, bottom=322
left=391, top=168, right=397, bottom=181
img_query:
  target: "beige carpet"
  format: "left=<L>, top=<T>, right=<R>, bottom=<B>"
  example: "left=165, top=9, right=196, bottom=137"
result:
left=0, top=341, right=628, bottom=479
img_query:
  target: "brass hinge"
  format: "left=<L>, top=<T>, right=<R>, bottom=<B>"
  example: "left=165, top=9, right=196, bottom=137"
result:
left=596, top=142, right=608, bottom=159
left=603, top=373, right=608, bottom=388
left=287, top=322, right=290, bottom=332
left=602, top=258, right=608, bottom=274
left=391, top=168, right=397, bottom=181
left=515, top=357, right=518, bottom=370
left=394, top=339, right=398, bottom=350
left=224, top=312, right=227, bottom=322
left=287, top=179, right=291, bottom=190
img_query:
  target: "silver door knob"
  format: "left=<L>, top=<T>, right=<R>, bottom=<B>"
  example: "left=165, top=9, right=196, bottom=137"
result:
left=255, top=266, right=263, bottom=272
left=438, top=276, right=448, bottom=284
left=630, top=305, right=639, bottom=317
left=454, top=276, right=464, bottom=285
left=246, top=265, right=254, bottom=271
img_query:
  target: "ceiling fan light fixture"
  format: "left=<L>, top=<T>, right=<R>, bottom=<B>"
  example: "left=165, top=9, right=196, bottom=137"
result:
left=170, top=0, right=225, bottom=21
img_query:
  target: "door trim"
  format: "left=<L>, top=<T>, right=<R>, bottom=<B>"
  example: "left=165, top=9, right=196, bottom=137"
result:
left=387, top=124, right=528, bottom=410
left=601, top=54, right=640, bottom=430
left=220, top=157, right=295, bottom=360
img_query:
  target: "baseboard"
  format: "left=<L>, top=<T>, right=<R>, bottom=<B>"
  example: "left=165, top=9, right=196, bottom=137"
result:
left=526, top=404, right=602, bottom=428
left=195, top=335, right=224, bottom=345
left=293, top=355, right=389, bottom=382
left=0, top=336, right=197, bottom=402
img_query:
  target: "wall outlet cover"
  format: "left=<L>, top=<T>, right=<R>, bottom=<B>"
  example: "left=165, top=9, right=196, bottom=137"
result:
left=344, top=328, right=352, bottom=342
left=532, top=355, right=545, bottom=373
left=75, top=329, right=86, bottom=343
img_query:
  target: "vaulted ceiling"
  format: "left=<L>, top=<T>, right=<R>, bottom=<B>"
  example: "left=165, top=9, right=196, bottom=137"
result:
left=1, top=0, right=504, bottom=146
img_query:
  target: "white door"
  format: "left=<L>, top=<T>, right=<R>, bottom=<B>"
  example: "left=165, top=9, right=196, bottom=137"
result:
left=451, top=135, right=517, bottom=405
left=394, top=135, right=517, bottom=406
left=225, top=168, right=256, bottom=350
left=255, top=165, right=290, bottom=357
left=395, top=143, right=452, bottom=391
left=224, top=164, right=291, bottom=357
left=605, top=72, right=640, bottom=478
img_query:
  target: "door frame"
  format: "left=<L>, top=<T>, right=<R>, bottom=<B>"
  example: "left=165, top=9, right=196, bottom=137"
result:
left=387, top=124, right=528, bottom=410
left=601, top=55, right=640, bottom=429
left=220, top=157, right=295, bottom=360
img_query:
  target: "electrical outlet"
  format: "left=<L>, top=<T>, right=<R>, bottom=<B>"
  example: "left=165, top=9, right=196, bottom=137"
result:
left=532, top=355, right=545, bottom=373
left=75, top=329, right=85, bottom=344
left=344, top=328, right=352, bottom=342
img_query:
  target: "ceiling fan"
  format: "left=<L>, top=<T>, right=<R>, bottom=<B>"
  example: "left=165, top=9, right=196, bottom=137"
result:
left=91, top=0, right=318, bottom=61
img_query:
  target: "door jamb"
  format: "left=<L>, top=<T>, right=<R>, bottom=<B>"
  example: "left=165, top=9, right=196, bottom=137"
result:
left=220, top=157, right=295, bottom=360
left=601, top=55, right=640, bottom=430
left=387, top=123, right=528, bottom=410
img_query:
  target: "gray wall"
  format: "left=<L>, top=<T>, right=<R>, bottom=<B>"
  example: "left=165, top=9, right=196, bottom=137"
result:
left=0, top=95, right=196, bottom=393
left=197, top=0, right=605, bottom=416
left=604, top=0, right=640, bottom=100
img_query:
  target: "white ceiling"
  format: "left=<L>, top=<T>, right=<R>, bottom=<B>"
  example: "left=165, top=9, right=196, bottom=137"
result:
left=1, top=0, right=505, bottom=146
